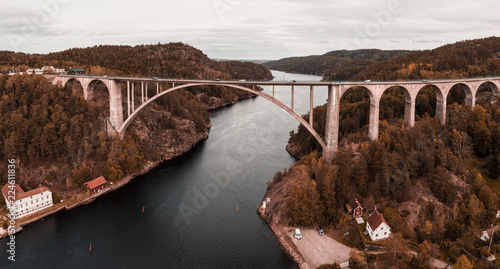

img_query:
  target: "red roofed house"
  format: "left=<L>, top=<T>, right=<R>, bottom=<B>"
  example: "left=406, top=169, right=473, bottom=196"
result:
left=345, top=198, right=364, bottom=218
left=366, top=210, right=391, bottom=241
left=1, top=184, right=53, bottom=219
left=84, top=176, right=107, bottom=195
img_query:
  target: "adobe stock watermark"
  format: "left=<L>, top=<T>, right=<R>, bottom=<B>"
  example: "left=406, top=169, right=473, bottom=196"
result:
left=353, top=0, right=404, bottom=47
left=8, top=0, right=69, bottom=51
left=212, top=0, right=243, bottom=21
left=5, top=159, right=17, bottom=262
left=178, top=107, right=288, bottom=225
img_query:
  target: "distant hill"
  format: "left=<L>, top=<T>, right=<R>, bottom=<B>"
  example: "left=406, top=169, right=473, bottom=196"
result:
left=0, top=43, right=272, bottom=80
left=263, top=49, right=412, bottom=80
left=345, top=37, right=500, bottom=81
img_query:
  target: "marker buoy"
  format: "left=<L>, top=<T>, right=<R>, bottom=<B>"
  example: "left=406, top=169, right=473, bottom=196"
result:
left=142, top=206, right=145, bottom=214
left=236, top=206, right=238, bottom=213
left=90, top=243, right=92, bottom=253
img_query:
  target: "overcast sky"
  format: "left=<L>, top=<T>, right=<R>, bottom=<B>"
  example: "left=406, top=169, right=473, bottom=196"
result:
left=1, top=0, right=499, bottom=60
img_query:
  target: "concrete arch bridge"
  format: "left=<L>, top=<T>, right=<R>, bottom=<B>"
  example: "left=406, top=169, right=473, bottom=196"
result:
left=50, top=75, right=500, bottom=162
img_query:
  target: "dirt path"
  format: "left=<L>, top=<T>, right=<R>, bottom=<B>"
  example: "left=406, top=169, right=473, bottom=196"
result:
left=286, top=227, right=352, bottom=268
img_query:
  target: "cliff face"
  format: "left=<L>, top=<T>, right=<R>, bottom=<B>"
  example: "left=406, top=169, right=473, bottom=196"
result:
left=285, top=141, right=303, bottom=160
left=130, top=106, right=210, bottom=162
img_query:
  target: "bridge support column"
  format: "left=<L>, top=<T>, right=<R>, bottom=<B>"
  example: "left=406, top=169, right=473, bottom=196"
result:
left=323, top=85, right=341, bottom=162
left=107, top=80, right=124, bottom=137
left=369, top=96, right=380, bottom=141
left=156, top=82, right=159, bottom=95
left=309, top=86, right=314, bottom=126
left=127, top=81, right=131, bottom=117
left=79, top=78, right=94, bottom=100
left=405, top=96, right=415, bottom=127
left=291, top=85, right=294, bottom=111
left=132, top=82, right=135, bottom=112
left=141, top=82, right=144, bottom=103
left=465, top=92, right=475, bottom=107
left=436, top=94, right=447, bottom=125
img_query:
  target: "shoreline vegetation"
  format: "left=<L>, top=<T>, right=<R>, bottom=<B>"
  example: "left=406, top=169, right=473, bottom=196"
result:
left=258, top=204, right=311, bottom=269
left=0, top=92, right=262, bottom=239
left=0, top=42, right=272, bottom=238
left=260, top=38, right=500, bottom=268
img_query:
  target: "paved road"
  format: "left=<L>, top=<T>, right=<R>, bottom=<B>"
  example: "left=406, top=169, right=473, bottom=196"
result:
left=288, top=228, right=351, bottom=268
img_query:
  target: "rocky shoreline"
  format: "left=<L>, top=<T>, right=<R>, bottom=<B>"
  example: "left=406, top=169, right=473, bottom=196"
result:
left=0, top=131, right=208, bottom=239
left=257, top=205, right=310, bottom=269
left=1, top=98, right=246, bottom=238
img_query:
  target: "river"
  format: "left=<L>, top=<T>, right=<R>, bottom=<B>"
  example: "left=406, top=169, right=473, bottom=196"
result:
left=0, top=71, right=328, bottom=268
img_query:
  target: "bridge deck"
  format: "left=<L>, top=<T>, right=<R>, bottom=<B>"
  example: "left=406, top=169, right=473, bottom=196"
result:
left=53, top=74, right=500, bottom=87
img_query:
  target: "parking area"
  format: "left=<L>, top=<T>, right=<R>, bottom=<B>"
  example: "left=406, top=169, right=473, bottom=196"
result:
left=287, top=228, right=352, bottom=268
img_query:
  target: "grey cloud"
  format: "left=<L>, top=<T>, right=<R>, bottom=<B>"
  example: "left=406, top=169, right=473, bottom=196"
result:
left=0, top=0, right=499, bottom=59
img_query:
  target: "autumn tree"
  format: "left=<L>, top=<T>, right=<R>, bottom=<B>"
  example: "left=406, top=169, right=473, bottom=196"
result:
left=453, top=255, right=473, bottom=269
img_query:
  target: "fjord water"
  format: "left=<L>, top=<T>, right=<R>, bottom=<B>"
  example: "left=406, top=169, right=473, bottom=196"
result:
left=1, top=71, right=328, bottom=268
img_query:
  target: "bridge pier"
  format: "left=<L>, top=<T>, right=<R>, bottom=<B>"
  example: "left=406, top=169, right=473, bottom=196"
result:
left=404, top=95, right=415, bottom=127
left=323, top=85, right=341, bottom=163
left=436, top=93, right=447, bottom=125
left=141, top=82, right=144, bottom=103
left=79, top=78, right=94, bottom=100
left=369, top=95, right=380, bottom=141
left=309, top=86, right=314, bottom=126
left=127, top=81, right=131, bottom=117
left=132, top=82, right=135, bottom=113
left=107, top=80, right=124, bottom=136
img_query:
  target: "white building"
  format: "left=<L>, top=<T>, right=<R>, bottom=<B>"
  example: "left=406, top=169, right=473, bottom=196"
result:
left=24, top=66, right=66, bottom=75
left=366, top=210, right=391, bottom=241
left=26, top=68, right=44, bottom=75
left=1, top=184, right=53, bottom=219
left=480, top=225, right=500, bottom=242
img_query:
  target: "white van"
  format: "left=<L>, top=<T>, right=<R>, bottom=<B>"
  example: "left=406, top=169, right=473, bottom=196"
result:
left=294, top=228, right=302, bottom=240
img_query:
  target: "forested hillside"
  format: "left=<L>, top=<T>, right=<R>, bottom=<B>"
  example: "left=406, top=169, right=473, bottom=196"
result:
left=0, top=43, right=272, bottom=80
left=264, top=49, right=411, bottom=80
left=0, top=43, right=272, bottom=206
left=265, top=37, right=500, bottom=83
left=273, top=37, right=500, bottom=268
left=268, top=105, right=500, bottom=267
left=335, top=37, right=500, bottom=81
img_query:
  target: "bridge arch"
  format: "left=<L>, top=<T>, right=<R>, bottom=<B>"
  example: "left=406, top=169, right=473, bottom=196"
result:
left=117, top=83, right=326, bottom=148
left=447, top=83, right=473, bottom=107
left=476, top=81, right=499, bottom=105
left=87, top=79, right=111, bottom=100
left=380, top=85, right=413, bottom=126
left=52, top=77, right=123, bottom=131
left=416, top=84, right=445, bottom=124
left=63, top=78, right=84, bottom=95
left=340, top=86, right=376, bottom=140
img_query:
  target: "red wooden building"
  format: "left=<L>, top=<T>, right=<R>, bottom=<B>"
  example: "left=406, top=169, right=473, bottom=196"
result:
left=84, top=176, right=107, bottom=195
left=345, top=198, right=364, bottom=218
